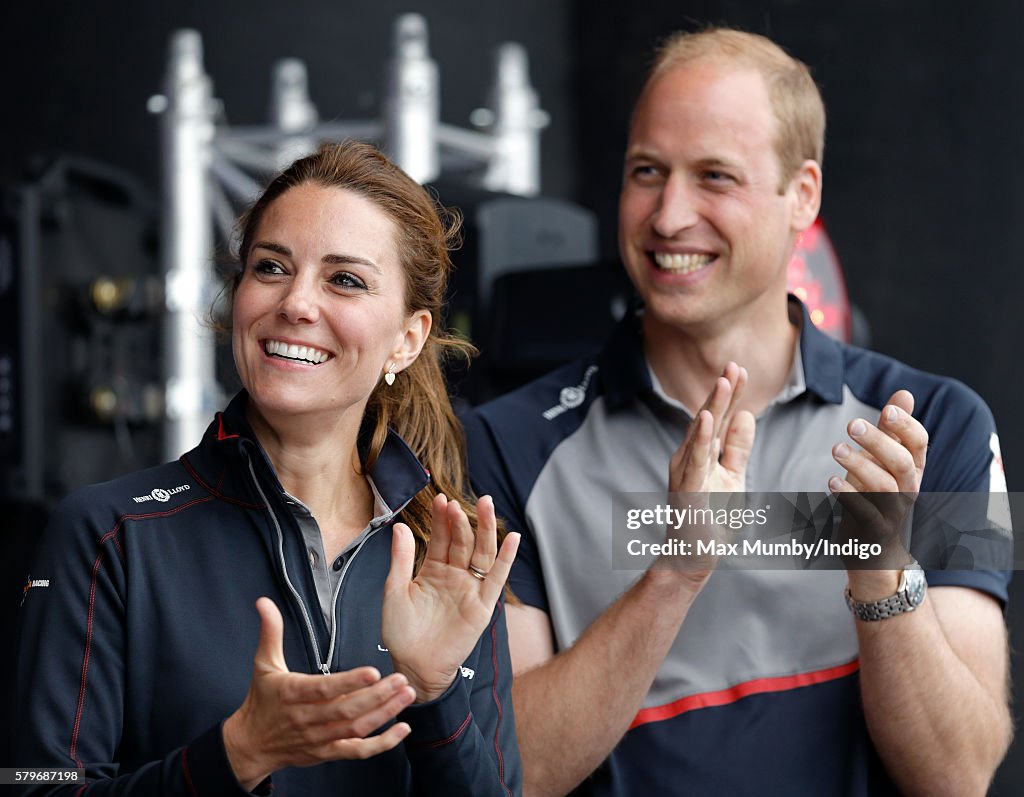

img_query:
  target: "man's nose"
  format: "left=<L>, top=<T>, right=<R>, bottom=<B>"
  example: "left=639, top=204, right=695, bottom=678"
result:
left=652, top=174, right=700, bottom=238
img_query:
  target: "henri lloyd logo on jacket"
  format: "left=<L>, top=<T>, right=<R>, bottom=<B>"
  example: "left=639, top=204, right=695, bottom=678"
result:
left=132, top=484, right=191, bottom=504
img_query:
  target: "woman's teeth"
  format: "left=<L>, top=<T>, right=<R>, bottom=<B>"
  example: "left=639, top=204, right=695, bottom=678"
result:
left=264, top=339, right=330, bottom=364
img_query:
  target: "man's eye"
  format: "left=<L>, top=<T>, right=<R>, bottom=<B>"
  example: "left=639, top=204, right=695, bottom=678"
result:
left=331, top=272, right=366, bottom=290
left=631, top=165, right=660, bottom=178
left=703, top=171, right=732, bottom=183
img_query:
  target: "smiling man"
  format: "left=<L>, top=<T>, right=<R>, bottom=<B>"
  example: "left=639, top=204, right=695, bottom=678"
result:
left=464, top=28, right=1012, bottom=797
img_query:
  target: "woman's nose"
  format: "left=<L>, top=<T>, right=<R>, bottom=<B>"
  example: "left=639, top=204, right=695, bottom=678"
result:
left=278, top=276, right=320, bottom=324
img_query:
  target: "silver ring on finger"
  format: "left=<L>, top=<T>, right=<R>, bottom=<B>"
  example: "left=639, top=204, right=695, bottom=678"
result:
left=468, top=563, right=489, bottom=581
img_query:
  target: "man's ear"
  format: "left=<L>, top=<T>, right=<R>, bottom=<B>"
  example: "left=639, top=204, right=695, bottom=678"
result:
left=391, top=309, right=432, bottom=373
left=788, top=159, right=823, bottom=233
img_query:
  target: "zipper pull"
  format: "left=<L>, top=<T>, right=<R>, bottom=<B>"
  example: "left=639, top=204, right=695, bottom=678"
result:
left=320, top=663, right=330, bottom=676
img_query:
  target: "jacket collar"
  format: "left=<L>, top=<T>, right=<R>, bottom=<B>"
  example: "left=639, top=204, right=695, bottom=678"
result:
left=204, top=391, right=430, bottom=513
left=795, top=298, right=845, bottom=405
left=599, top=295, right=845, bottom=411
left=599, top=306, right=653, bottom=411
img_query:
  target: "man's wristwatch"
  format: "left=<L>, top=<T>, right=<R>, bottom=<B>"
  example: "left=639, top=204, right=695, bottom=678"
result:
left=844, top=562, right=927, bottom=621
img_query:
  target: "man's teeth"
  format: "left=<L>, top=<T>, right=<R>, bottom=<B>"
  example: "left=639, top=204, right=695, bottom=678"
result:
left=653, top=252, right=713, bottom=274
left=264, top=340, right=330, bottom=364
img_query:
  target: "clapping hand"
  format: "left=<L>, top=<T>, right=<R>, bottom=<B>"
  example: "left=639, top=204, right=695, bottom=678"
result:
left=223, top=598, right=417, bottom=790
left=829, top=390, right=927, bottom=571
left=382, top=494, right=520, bottom=703
left=669, top=362, right=755, bottom=495
left=663, top=362, right=756, bottom=575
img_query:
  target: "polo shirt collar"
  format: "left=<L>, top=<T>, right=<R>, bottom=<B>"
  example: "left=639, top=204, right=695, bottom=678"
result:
left=598, top=295, right=846, bottom=410
left=599, top=307, right=653, bottom=410
left=795, top=297, right=845, bottom=405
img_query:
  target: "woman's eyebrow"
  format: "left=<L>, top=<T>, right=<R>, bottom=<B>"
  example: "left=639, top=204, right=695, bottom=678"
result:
left=251, top=240, right=290, bottom=256
left=251, top=241, right=381, bottom=274
left=322, top=253, right=382, bottom=274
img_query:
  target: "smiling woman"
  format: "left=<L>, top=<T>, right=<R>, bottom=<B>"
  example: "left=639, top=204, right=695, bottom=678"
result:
left=13, top=142, right=522, bottom=796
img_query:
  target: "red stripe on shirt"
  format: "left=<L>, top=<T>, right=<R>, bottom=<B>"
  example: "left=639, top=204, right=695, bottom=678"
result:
left=629, top=658, right=861, bottom=730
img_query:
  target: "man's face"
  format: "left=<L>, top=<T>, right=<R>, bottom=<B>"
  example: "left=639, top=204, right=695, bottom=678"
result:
left=618, top=60, right=818, bottom=336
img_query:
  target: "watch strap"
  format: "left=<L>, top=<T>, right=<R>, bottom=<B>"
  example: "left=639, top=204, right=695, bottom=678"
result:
left=845, top=564, right=926, bottom=622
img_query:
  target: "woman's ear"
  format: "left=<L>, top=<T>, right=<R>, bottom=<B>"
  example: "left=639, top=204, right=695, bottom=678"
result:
left=391, top=309, right=432, bottom=373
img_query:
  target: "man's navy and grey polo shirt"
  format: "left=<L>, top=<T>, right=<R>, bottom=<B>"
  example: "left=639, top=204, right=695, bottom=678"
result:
left=464, top=300, right=1009, bottom=797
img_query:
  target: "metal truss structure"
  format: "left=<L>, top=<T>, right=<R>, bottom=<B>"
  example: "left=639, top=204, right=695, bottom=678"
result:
left=152, top=13, right=548, bottom=458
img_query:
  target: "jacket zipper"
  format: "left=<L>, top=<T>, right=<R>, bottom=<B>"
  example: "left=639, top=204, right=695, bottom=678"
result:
left=246, top=449, right=421, bottom=675
left=325, top=489, right=417, bottom=666
left=244, top=454, right=330, bottom=674
left=325, top=533, right=372, bottom=667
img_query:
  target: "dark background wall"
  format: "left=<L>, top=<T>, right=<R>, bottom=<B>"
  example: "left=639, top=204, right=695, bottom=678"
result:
left=3, top=0, right=1024, bottom=791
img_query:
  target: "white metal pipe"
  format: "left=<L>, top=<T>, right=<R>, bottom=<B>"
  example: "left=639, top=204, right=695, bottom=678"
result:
left=207, top=176, right=238, bottom=249
left=214, top=138, right=281, bottom=173
left=268, top=58, right=319, bottom=170
left=209, top=153, right=264, bottom=205
left=437, top=123, right=496, bottom=161
left=312, top=119, right=383, bottom=142
left=382, top=14, right=440, bottom=183
left=483, top=43, right=548, bottom=196
left=159, top=29, right=220, bottom=459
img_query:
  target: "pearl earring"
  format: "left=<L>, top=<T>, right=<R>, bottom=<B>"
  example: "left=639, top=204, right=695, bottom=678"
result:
left=384, top=363, right=396, bottom=386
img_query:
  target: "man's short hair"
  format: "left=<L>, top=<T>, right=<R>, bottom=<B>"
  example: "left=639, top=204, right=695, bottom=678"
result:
left=648, top=28, right=825, bottom=190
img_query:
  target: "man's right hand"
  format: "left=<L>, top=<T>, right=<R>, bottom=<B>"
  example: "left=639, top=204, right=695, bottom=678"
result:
left=661, top=362, right=756, bottom=578
left=669, top=361, right=755, bottom=494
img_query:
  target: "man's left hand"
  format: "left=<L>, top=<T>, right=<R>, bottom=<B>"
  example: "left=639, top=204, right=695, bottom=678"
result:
left=829, top=390, right=928, bottom=588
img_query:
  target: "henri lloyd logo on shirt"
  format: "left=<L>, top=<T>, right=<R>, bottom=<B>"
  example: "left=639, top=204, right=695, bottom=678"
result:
left=132, top=484, right=191, bottom=504
left=543, top=365, right=598, bottom=421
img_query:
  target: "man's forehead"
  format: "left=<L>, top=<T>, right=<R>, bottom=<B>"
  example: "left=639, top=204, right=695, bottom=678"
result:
left=628, top=61, right=778, bottom=152
left=646, top=54, right=769, bottom=94
left=637, top=60, right=772, bottom=118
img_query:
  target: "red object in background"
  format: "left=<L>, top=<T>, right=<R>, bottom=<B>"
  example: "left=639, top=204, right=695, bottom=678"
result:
left=787, top=219, right=851, bottom=343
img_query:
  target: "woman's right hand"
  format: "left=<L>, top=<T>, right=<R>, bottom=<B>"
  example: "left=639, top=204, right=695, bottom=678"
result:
left=222, top=597, right=417, bottom=790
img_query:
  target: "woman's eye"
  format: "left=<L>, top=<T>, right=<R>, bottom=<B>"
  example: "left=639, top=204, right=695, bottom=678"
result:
left=252, top=259, right=285, bottom=275
left=330, top=272, right=367, bottom=290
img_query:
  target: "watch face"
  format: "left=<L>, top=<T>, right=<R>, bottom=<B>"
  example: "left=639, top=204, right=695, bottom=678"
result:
left=905, top=567, right=927, bottom=607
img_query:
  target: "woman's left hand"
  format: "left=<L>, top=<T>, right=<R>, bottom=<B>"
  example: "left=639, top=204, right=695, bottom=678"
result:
left=382, top=494, right=520, bottom=703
